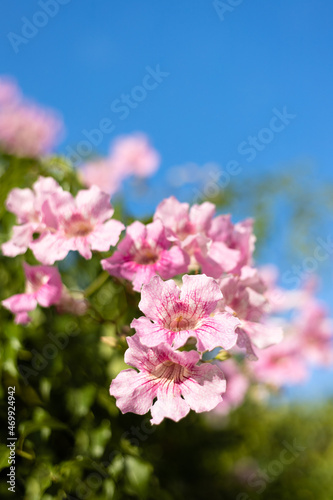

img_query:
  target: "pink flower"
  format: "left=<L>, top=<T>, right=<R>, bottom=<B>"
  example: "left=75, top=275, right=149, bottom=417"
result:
left=199, top=216, right=256, bottom=278
left=2, top=263, right=62, bottom=324
left=31, top=185, right=124, bottom=264
left=109, top=335, right=226, bottom=424
left=0, top=76, right=20, bottom=106
left=154, top=196, right=256, bottom=277
left=80, top=158, right=124, bottom=196
left=258, top=265, right=313, bottom=313
left=2, top=177, right=68, bottom=257
left=111, top=133, right=160, bottom=177
left=210, top=359, right=249, bottom=416
left=101, top=220, right=189, bottom=292
left=153, top=196, right=215, bottom=269
left=131, top=274, right=240, bottom=352
left=218, top=267, right=283, bottom=360
left=293, top=300, right=333, bottom=366
left=249, top=336, right=308, bottom=387
left=0, top=93, right=63, bottom=157
left=80, top=133, right=160, bottom=195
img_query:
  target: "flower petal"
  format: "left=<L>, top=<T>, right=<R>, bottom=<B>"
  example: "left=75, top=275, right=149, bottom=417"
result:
left=150, top=383, right=190, bottom=425
left=181, top=363, right=226, bottom=413
left=75, top=185, right=114, bottom=221
left=192, top=313, right=240, bottom=352
left=2, top=293, right=37, bottom=314
left=110, top=370, right=157, bottom=415
left=179, top=274, right=223, bottom=317
left=138, top=275, right=180, bottom=322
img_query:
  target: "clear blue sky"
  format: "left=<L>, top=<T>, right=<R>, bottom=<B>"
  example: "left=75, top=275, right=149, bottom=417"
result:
left=1, top=0, right=333, bottom=398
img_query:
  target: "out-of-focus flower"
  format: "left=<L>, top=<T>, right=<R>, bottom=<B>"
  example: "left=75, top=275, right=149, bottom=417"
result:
left=293, top=300, right=333, bottom=366
left=109, top=335, right=226, bottom=424
left=0, top=76, right=63, bottom=157
left=101, top=220, right=189, bottom=292
left=210, top=358, right=249, bottom=416
left=0, top=76, right=20, bottom=106
left=80, top=133, right=160, bottom=195
left=131, top=274, right=240, bottom=352
left=248, top=336, right=308, bottom=387
left=2, top=263, right=62, bottom=324
left=111, top=133, right=160, bottom=177
left=56, top=288, right=89, bottom=316
left=79, top=158, right=124, bottom=197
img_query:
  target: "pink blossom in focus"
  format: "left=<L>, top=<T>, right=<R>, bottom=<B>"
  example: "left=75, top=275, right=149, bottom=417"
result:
left=131, top=274, right=240, bottom=352
left=31, top=185, right=124, bottom=264
left=2, top=177, right=69, bottom=257
left=109, top=335, right=226, bottom=424
left=2, top=263, right=62, bottom=324
left=101, top=220, right=189, bottom=292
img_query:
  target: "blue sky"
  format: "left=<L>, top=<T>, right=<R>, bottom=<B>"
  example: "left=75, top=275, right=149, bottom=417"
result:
left=1, top=0, right=333, bottom=398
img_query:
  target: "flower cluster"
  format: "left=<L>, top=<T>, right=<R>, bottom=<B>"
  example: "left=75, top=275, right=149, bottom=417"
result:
left=2, top=128, right=333, bottom=426
left=2, top=177, right=124, bottom=263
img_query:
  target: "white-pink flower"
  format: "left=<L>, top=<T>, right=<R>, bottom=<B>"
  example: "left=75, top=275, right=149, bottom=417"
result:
left=131, top=274, right=240, bottom=352
left=2, top=177, right=68, bottom=257
left=2, top=263, right=62, bottom=324
left=110, top=335, right=226, bottom=424
left=31, top=185, right=124, bottom=264
left=101, top=220, right=189, bottom=292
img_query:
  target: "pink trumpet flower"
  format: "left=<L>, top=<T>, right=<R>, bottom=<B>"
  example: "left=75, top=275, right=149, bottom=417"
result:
left=131, top=274, right=240, bottom=352
left=110, top=335, right=226, bottom=424
left=101, top=220, right=189, bottom=292
left=31, top=185, right=124, bottom=264
left=2, top=263, right=62, bottom=324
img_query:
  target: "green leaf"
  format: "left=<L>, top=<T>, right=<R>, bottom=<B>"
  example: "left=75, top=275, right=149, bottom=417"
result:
left=124, top=456, right=153, bottom=499
left=0, top=444, right=10, bottom=472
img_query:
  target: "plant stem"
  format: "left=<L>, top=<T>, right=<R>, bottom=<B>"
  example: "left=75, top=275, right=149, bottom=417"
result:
left=84, top=271, right=110, bottom=298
